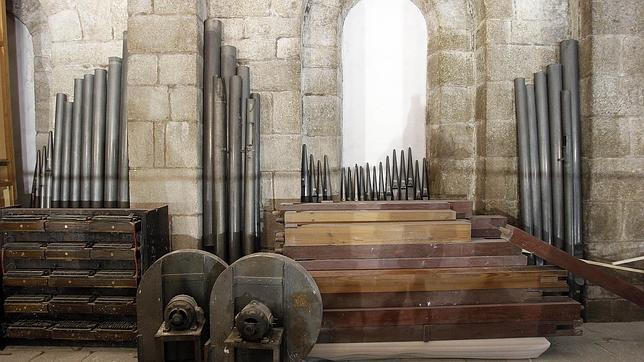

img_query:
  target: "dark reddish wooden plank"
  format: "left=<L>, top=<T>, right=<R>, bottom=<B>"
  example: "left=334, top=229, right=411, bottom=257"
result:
left=277, top=201, right=453, bottom=212
left=282, top=239, right=522, bottom=260
left=299, top=255, right=527, bottom=270
left=317, top=320, right=581, bottom=343
left=501, top=225, right=644, bottom=307
left=470, top=215, right=507, bottom=238
left=322, top=300, right=581, bottom=328
left=321, top=290, right=567, bottom=309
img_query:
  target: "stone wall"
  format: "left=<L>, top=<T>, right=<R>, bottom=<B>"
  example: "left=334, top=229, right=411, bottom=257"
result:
left=7, top=0, right=127, bottom=148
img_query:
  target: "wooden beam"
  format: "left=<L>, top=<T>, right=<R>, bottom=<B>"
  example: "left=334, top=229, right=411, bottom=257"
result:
left=281, top=239, right=523, bottom=260
left=284, top=209, right=456, bottom=225
left=298, top=255, right=527, bottom=270
left=322, top=300, right=581, bottom=328
left=312, top=266, right=567, bottom=294
left=582, top=259, right=644, bottom=274
left=285, top=221, right=471, bottom=246
left=277, top=200, right=474, bottom=218
left=612, top=255, right=644, bottom=266
left=320, top=290, right=564, bottom=309
left=500, top=225, right=644, bottom=307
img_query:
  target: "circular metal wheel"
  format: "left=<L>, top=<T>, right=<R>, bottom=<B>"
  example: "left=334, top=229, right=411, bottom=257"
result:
left=137, top=249, right=227, bottom=362
left=209, top=253, right=322, bottom=362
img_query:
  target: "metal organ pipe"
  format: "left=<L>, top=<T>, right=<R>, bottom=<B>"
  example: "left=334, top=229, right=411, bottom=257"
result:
left=118, top=31, right=130, bottom=208
left=535, top=71, right=552, bottom=246
left=81, top=74, right=94, bottom=208
left=51, top=93, right=67, bottom=207
left=547, top=64, right=565, bottom=250
left=228, top=75, right=243, bottom=262
left=514, top=78, right=533, bottom=235
left=70, top=78, right=84, bottom=208
left=104, top=57, right=123, bottom=208
left=91, top=69, right=108, bottom=208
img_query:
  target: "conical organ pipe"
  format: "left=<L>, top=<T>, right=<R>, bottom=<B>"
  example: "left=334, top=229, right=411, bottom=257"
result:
left=301, top=144, right=308, bottom=202
left=372, top=165, right=377, bottom=201
left=378, top=162, right=385, bottom=200
left=526, top=84, right=542, bottom=240
left=51, top=93, right=67, bottom=207
left=242, top=97, right=257, bottom=256
left=547, top=64, right=564, bottom=250
left=384, top=156, right=392, bottom=200
left=104, top=57, right=122, bottom=208
left=340, top=168, right=346, bottom=201
left=399, top=151, right=407, bottom=201
left=228, top=75, right=243, bottom=262
left=421, top=158, right=429, bottom=199
left=213, top=78, right=228, bottom=260
left=81, top=74, right=94, bottom=208
left=365, top=163, right=371, bottom=201
left=406, top=147, right=414, bottom=197
left=514, top=78, right=533, bottom=235
left=91, top=69, right=108, bottom=207
left=414, top=160, right=421, bottom=200
left=118, top=31, right=130, bottom=208
left=70, top=78, right=84, bottom=208
left=391, top=151, right=399, bottom=200
left=60, top=101, right=73, bottom=207
left=44, top=132, right=53, bottom=208
left=323, top=155, right=331, bottom=201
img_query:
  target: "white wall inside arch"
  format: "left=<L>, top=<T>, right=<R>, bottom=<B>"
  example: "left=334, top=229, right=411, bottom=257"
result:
left=341, top=0, right=427, bottom=167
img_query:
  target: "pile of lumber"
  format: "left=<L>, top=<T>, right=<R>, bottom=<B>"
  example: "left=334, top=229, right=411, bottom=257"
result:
left=276, top=200, right=582, bottom=343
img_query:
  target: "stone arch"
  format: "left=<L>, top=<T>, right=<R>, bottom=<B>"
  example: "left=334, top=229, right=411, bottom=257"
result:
left=6, top=0, right=52, bottom=138
left=300, top=0, right=479, bottom=198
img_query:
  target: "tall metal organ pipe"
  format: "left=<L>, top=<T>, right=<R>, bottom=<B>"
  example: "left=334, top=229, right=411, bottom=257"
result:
left=203, top=20, right=222, bottom=248
left=561, top=90, right=574, bottom=256
left=104, top=57, right=122, bottom=208
left=547, top=64, right=565, bottom=250
left=118, top=31, right=130, bottom=208
left=91, top=69, right=108, bottom=208
left=252, top=94, right=261, bottom=242
left=560, top=40, right=582, bottom=259
left=514, top=78, right=533, bottom=235
left=51, top=93, right=67, bottom=207
left=60, top=101, right=74, bottom=207
left=70, top=78, right=84, bottom=208
left=81, top=74, right=94, bottom=208
left=242, top=97, right=257, bottom=256
left=535, top=71, right=552, bottom=246
left=228, top=75, right=243, bottom=262
left=213, top=77, right=228, bottom=260
left=526, top=84, right=542, bottom=241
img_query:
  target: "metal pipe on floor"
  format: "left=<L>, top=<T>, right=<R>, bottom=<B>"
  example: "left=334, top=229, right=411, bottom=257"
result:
left=228, top=75, right=243, bottom=262
left=365, top=163, right=372, bottom=201
left=104, top=57, right=123, bottom=208
left=514, top=78, right=533, bottom=236
left=526, top=84, right=542, bottom=240
left=560, top=39, right=582, bottom=259
left=535, top=71, right=552, bottom=246
left=406, top=147, right=414, bottom=198
left=70, top=78, right=84, bottom=208
left=118, top=31, right=130, bottom=209
left=60, top=101, right=73, bottom=207
left=301, top=144, right=308, bottom=202
left=242, top=96, right=257, bottom=256
left=324, top=155, right=331, bottom=201
left=421, top=158, right=429, bottom=200
left=51, top=93, right=67, bottom=208
left=91, top=69, right=108, bottom=208
left=378, top=162, right=385, bottom=201
left=213, top=77, right=228, bottom=260
left=391, top=151, right=399, bottom=200
left=44, top=132, right=53, bottom=208
left=399, top=150, right=407, bottom=201
left=547, top=64, right=565, bottom=250
left=561, top=90, right=574, bottom=256
left=203, top=20, right=222, bottom=247
left=81, top=74, right=94, bottom=208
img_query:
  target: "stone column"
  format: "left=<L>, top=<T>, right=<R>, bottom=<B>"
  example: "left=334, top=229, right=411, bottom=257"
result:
left=126, top=0, right=207, bottom=249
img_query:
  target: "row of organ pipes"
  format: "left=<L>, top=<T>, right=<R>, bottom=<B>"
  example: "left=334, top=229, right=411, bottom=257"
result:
left=300, top=145, right=431, bottom=203
left=202, top=19, right=261, bottom=263
left=31, top=33, right=129, bottom=209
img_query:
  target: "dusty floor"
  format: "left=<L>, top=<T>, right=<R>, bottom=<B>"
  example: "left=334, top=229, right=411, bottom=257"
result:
left=0, top=322, right=641, bottom=361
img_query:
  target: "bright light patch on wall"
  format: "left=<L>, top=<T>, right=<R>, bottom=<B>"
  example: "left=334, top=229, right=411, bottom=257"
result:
left=341, top=0, right=427, bottom=167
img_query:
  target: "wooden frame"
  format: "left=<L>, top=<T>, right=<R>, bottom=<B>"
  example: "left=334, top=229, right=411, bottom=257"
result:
left=0, top=0, right=17, bottom=207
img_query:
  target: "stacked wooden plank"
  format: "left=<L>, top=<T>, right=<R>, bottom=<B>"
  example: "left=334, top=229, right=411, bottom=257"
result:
left=276, top=201, right=582, bottom=343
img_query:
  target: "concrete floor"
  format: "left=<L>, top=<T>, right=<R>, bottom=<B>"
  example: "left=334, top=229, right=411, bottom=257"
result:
left=0, top=322, right=641, bottom=361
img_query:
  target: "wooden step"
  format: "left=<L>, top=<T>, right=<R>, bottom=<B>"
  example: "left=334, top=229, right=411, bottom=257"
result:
left=284, top=209, right=456, bottom=225
left=278, top=200, right=473, bottom=218
left=311, top=266, right=567, bottom=294
left=298, top=255, right=527, bottom=270
left=322, top=300, right=581, bottom=328
left=285, top=220, right=471, bottom=246
left=281, top=239, right=522, bottom=260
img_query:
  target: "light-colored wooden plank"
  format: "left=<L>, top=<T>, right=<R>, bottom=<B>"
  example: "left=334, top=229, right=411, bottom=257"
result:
left=309, top=338, right=551, bottom=360
left=284, top=220, right=471, bottom=246
left=582, top=259, right=644, bottom=274
left=284, top=209, right=456, bottom=225
left=612, top=255, right=644, bottom=266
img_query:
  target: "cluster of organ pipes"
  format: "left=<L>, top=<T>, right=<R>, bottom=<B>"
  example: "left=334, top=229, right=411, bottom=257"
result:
left=31, top=33, right=129, bottom=209
left=202, top=19, right=261, bottom=263
left=300, top=145, right=430, bottom=202
left=514, top=39, right=583, bottom=298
